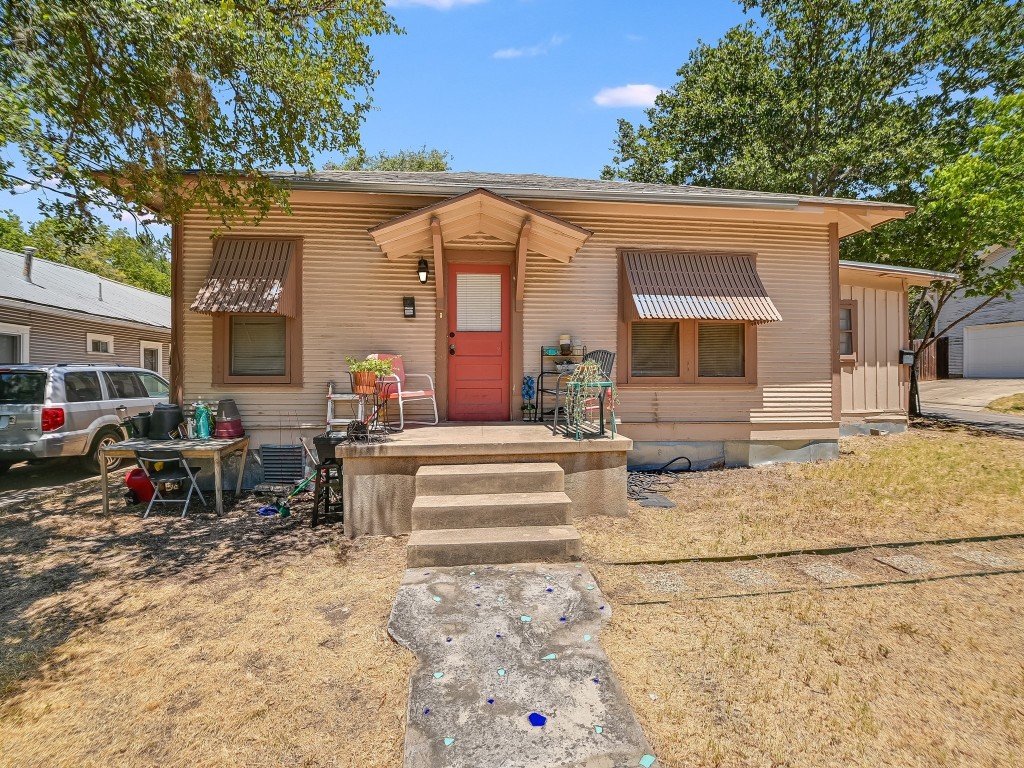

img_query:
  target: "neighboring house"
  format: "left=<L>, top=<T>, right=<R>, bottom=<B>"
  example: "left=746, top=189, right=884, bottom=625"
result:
left=0, top=247, right=171, bottom=377
left=150, top=170, right=942, bottom=481
left=934, top=246, right=1023, bottom=378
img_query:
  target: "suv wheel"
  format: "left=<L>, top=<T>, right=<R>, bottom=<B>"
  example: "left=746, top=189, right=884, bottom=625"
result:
left=81, top=428, right=124, bottom=474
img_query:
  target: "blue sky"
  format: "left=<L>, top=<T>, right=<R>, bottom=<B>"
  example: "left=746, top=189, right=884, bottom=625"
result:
left=2, top=0, right=750, bottom=230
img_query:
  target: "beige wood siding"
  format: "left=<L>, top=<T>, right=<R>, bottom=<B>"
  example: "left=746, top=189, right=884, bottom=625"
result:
left=181, top=196, right=441, bottom=437
left=839, top=275, right=909, bottom=418
left=0, top=303, right=170, bottom=378
left=180, top=192, right=837, bottom=445
left=523, top=201, right=834, bottom=429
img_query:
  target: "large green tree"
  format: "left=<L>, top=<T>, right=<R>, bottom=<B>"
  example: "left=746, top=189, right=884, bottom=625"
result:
left=324, top=146, right=454, bottom=171
left=846, top=94, right=1024, bottom=346
left=603, top=0, right=1022, bottom=199
left=0, top=1, right=399, bottom=231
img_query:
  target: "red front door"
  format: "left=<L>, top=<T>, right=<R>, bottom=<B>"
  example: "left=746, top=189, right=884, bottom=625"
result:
left=447, top=263, right=511, bottom=421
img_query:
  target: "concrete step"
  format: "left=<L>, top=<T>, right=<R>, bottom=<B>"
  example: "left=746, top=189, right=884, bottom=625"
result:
left=407, top=525, right=583, bottom=567
left=415, top=462, right=564, bottom=496
left=412, top=491, right=572, bottom=530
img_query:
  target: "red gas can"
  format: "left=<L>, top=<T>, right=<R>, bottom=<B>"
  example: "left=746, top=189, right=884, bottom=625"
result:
left=125, top=468, right=155, bottom=503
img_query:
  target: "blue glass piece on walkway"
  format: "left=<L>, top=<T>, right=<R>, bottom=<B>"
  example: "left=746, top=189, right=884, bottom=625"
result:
left=520, top=615, right=532, bottom=623
left=528, top=712, right=548, bottom=727
left=444, top=737, right=455, bottom=747
left=639, top=754, right=656, bottom=767
left=433, top=671, right=443, bottom=679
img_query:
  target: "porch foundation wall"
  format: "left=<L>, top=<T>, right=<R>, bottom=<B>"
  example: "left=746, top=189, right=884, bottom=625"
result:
left=342, top=449, right=628, bottom=538
left=628, top=438, right=840, bottom=471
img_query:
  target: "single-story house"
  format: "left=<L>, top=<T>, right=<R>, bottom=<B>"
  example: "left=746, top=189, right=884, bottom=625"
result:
left=0, top=247, right=171, bottom=376
left=153, top=171, right=953, bottom=539
left=933, top=246, right=1022, bottom=378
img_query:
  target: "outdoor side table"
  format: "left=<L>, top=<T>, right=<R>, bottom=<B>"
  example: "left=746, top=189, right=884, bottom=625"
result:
left=556, top=380, right=616, bottom=440
left=100, top=436, right=250, bottom=516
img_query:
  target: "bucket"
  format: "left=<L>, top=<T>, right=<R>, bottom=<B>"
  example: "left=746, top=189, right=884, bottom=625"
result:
left=130, top=412, right=151, bottom=438
left=149, top=403, right=184, bottom=440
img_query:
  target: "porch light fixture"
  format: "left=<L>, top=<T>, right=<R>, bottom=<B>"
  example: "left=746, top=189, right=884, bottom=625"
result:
left=417, top=257, right=429, bottom=284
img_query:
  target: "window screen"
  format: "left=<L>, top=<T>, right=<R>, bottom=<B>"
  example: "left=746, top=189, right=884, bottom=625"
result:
left=631, top=322, right=680, bottom=377
left=91, top=338, right=110, bottom=353
left=839, top=306, right=854, bottom=356
left=456, top=273, right=502, bottom=332
left=63, top=371, right=103, bottom=402
left=231, top=316, right=287, bottom=376
left=103, top=371, right=148, bottom=398
left=698, top=323, right=745, bottom=378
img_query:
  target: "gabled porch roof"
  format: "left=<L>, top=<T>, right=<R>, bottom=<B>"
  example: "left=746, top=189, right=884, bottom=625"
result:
left=367, top=188, right=592, bottom=264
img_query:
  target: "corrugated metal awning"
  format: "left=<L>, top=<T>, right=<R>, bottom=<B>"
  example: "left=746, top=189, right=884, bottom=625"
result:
left=623, top=251, right=783, bottom=324
left=190, top=239, right=297, bottom=315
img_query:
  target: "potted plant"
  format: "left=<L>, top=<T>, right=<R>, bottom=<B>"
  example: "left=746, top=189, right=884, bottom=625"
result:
left=346, top=355, right=395, bottom=395
left=563, top=360, right=618, bottom=436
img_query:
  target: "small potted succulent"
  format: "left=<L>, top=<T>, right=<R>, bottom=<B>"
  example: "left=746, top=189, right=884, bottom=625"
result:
left=346, top=355, right=394, bottom=395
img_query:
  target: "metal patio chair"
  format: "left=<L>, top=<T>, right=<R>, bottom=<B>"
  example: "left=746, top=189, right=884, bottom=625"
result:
left=135, top=449, right=208, bottom=518
left=368, top=353, right=439, bottom=431
left=539, top=349, right=616, bottom=427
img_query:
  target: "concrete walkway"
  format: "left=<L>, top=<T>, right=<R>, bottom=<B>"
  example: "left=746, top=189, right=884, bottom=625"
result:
left=388, top=564, right=656, bottom=768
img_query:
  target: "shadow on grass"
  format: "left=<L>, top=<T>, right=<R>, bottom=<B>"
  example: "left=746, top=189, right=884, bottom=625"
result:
left=0, top=480, right=340, bottom=701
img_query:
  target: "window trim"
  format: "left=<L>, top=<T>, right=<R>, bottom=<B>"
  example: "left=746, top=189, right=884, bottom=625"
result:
left=839, top=299, right=858, bottom=364
left=140, top=341, right=163, bottom=373
left=210, top=236, right=303, bottom=386
left=0, top=322, right=30, bottom=363
left=617, top=253, right=758, bottom=386
left=86, top=332, right=115, bottom=355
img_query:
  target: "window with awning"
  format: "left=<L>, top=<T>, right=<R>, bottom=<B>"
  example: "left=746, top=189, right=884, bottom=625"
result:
left=619, top=251, right=779, bottom=384
left=191, top=238, right=297, bottom=316
left=194, top=238, right=303, bottom=385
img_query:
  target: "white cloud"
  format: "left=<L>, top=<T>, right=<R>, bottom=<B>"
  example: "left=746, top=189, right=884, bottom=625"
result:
left=493, top=34, right=565, bottom=60
left=388, top=0, right=486, bottom=9
left=119, top=209, right=157, bottom=224
left=592, top=84, right=663, bottom=108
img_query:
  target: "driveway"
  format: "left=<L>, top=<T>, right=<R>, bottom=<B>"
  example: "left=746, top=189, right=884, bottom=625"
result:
left=918, top=379, right=1024, bottom=437
left=919, top=378, right=1023, bottom=411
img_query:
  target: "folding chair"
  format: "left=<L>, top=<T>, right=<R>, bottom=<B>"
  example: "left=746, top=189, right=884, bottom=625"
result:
left=135, top=449, right=208, bottom=518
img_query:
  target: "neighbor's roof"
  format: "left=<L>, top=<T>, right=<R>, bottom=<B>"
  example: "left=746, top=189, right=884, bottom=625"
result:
left=839, top=259, right=958, bottom=287
left=0, top=248, right=171, bottom=328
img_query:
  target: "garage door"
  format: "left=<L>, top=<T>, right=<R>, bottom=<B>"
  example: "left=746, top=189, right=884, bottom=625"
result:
left=964, top=321, right=1024, bottom=377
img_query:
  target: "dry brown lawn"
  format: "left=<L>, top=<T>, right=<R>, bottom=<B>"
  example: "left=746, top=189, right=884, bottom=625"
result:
left=0, top=481, right=411, bottom=768
left=579, top=425, right=1024, bottom=562
left=603, top=575, right=1024, bottom=768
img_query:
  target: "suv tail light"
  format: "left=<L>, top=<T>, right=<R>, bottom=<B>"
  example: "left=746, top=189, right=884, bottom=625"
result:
left=41, top=407, right=65, bottom=432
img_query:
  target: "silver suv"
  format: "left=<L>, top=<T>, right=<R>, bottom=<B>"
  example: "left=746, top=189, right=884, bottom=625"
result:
left=0, top=364, right=170, bottom=475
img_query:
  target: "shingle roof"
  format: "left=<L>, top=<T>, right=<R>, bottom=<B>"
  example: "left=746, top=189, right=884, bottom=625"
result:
left=264, top=170, right=913, bottom=212
left=0, top=248, right=171, bottom=328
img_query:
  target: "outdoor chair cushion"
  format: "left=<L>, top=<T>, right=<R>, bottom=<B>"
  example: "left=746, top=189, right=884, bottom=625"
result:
left=384, top=388, right=434, bottom=399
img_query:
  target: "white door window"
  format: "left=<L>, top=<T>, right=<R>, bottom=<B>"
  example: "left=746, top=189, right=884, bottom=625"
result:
left=0, top=323, right=30, bottom=364
left=140, top=341, right=162, bottom=373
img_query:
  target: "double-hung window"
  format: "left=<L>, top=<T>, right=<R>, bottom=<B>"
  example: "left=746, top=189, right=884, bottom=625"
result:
left=191, top=237, right=303, bottom=385
left=619, top=251, right=781, bottom=385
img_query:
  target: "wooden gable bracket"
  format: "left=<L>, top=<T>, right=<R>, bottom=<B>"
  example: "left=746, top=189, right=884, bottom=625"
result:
left=430, top=216, right=445, bottom=301
left=515, top=217, right=532, bottom=312
left=839, top=208, right=877, bottom=235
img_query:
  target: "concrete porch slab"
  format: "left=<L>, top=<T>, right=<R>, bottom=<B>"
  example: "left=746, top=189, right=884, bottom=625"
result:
left=388, top=563, right=655, bottom=768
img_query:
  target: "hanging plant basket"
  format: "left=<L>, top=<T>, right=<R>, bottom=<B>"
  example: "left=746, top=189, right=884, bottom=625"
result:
left=352, top=371, right=378, bottom=395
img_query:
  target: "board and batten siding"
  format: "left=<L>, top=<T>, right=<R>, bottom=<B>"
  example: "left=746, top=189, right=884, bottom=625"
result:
left=0, top=303, right=170, bottom=378
left=839, top=275, right=908, bottom=419
left=180, top=192, right=837, bottom=446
